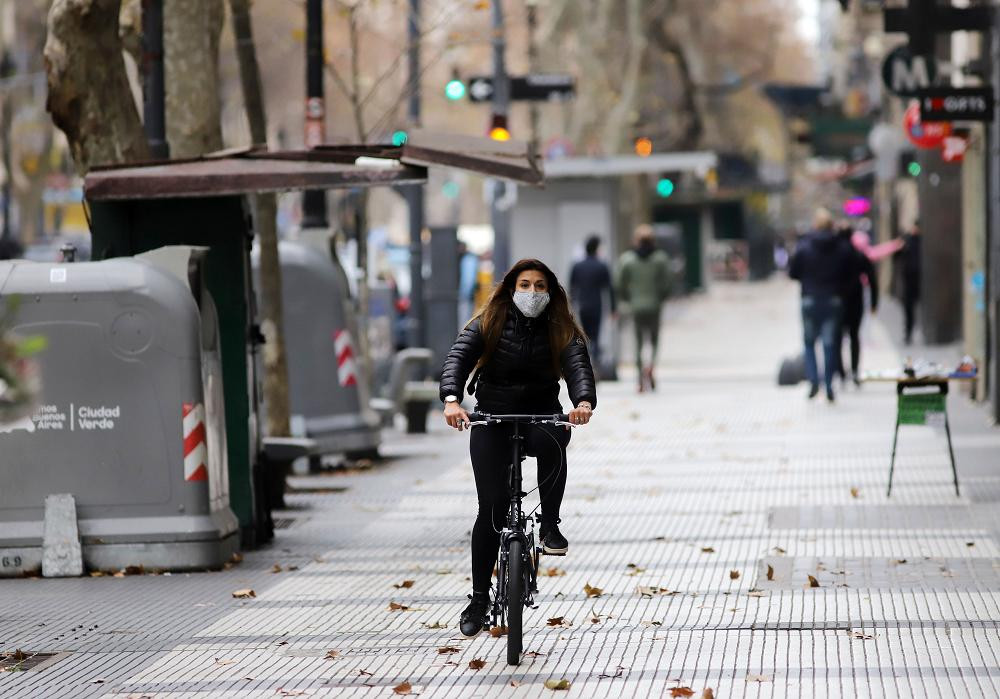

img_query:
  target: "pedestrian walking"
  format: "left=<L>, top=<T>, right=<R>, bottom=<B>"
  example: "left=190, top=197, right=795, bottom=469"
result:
left=834, top=222, right=879, bottom=386
left=569, top=235, right=616, bottom=370
left=789, top=208, right=857, bottom=402
left=457, top=241, right=479, bottom=325
left=615, top=224, right=670, bottom=393
left=895, top=221, right=921, bottom=345
left=439, top=258, right=596, bottom=637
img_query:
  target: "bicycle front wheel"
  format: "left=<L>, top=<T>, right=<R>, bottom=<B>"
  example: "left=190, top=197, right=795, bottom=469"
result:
left=506, top=539, right=524, bottom=665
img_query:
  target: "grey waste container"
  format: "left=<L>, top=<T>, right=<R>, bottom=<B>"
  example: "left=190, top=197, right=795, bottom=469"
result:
left=251, top=240, right=380, bottom=458
left=0, top=251, right=238, bottom=576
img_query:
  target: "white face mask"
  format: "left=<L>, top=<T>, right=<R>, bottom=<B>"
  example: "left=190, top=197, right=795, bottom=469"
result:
left=512, top=290, right=550, bottom=318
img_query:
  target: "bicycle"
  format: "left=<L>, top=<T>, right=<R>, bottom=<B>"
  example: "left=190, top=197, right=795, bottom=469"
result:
left=465, top=412, right=578, bottom=666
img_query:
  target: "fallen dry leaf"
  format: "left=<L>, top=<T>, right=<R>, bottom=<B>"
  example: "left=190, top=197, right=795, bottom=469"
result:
left=324, top=650, right=339, bottom=659
left=546, top=616, right=571, bottom=627
left=473, top=0, right=490, bottom=10
left=272, top=564, right=283, bottom=573
left=394, top=580, right=415, bottom=589
left=510, top=679, right=522, bottom=687
left=729, top=570, right=740, bottom=580
left=543, top=567, right=565, bottom=577
left=489, top=626, right=508, bottom=638
left=766, top=565, right=774, bottom=581
left=636, top=585, right=677, bottom=597
left=524, top=650, right=547, bottom=658
left=358, top=669, right=374, bottom=676
left=231, top=552, right=243, bottom=564
left=423, top=621, right=447, bottom=629
left=807, top=575, right=820, bottom=588
left=388, top=602, right=410, bottom=611
left=703, top=689, right=715, bottom=699
left=597, top=665, right=626, bottom=679
left=747, top=590, right=767, bottom=598
left=89, top=571, right=105, bottom=577
left=583, top=583, right=603, bottom=598
left=772, top=547, right=786, bottom=555
left=393, top=681, right=413, bottom=695
left=670, top=688, right=695, bottom=697
left=850, top=487, right=860, bottom=498
left=701, top=547, right=715, bottom=553
left=232, top=589, right=255, bottom=599
left=746, top=674, right=772, bottom=682
left=437, top=646, right=461, bottom=654
left=468, top=658, right=486, bottom=670
left=544, top=679, right=571, bottom=690
left=277, top=690, right=306, bottom=697
left=850, top=631, right=875, bottom=640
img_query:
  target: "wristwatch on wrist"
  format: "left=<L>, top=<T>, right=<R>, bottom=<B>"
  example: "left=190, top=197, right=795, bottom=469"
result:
left=444, top=395, right=459, bottom=403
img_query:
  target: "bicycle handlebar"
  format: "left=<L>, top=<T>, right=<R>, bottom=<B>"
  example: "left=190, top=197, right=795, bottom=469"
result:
left=467, top=412, right=571, bottom=425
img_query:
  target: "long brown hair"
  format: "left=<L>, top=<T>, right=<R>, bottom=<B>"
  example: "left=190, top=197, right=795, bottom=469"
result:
left=471, top=258, right=585, bottom=374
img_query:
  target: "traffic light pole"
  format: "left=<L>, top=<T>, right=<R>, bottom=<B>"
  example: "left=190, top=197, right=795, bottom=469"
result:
left=302, top=0, right=328, bottom=228
left=142, top=0, right=169, bottom=160
left=406, top=0, right=426, bottom=347
left=490, top=0, right=511, bottom=273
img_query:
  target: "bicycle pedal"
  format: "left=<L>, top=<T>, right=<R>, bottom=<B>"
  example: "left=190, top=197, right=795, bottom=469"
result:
left=542, top=548, right=567, bottom=557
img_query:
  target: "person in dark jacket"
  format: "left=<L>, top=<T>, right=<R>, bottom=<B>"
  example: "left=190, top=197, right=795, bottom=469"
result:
left=789, top=209, right=858, bottom=402
left=834, top=223, right=879, bottom=385
left=896, top=221, right=921, bottom=345
left=439, top=258, right=596, bottom=637
left=569, top=235, right=616, bottom=368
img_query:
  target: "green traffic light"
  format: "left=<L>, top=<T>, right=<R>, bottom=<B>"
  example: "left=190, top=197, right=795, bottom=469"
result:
left=445, top=79, right=466, bottom=101
left=656, top=178, right=675, bottom=198
left=391, top=130, right=408, bottom=146
left=907, top=161, right=921, bottom=177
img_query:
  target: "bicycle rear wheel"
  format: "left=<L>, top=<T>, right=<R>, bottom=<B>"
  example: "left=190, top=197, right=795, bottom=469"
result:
left=506, top=539, right=524, bottom=665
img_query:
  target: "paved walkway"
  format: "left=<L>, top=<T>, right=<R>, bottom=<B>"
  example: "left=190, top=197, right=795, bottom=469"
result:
left=3, top=279, right=1000, bottom=698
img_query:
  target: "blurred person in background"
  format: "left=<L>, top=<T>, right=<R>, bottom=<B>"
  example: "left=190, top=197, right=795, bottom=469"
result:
left=458, top=241, right=480, bottom=325
left=895, top=221, right=921, bottom=345
left=616, top=225, right=671, bottom=393
left=570, top=234, right=616, bottom=372
left=789, top=209, right=857, bottom=402
left=833, top=221, right=879, bottom=387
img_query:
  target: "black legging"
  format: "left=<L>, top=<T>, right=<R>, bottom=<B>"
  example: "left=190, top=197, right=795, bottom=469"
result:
left=468, top=422, right=570, bottom=592
left=837, top=290, right=864, bottom=377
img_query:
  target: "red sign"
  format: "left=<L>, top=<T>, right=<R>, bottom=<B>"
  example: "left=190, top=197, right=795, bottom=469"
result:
left=904, top=101, right=951, bottom=149
left=941, top=135, right=968, bottom=163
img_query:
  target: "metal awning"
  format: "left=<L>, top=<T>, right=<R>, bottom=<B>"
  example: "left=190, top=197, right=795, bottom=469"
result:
left=542, top=152, right=717, bottom=179
left=84, top=131, right=543, bottom=201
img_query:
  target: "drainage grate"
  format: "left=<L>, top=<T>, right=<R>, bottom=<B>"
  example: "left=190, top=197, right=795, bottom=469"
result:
left=0, top=650, right=60, bottom=672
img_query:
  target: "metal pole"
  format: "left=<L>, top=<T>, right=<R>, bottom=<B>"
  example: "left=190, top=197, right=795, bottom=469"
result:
left=406, top=0, right=426, bottom=347
left=526, top=0, right=540, bottom=156
left=302, top=0, right=328, bottom=228
left=490, top=0, right=511, bottom=273
left=989, top=8, right=1000, bottom=421
left=141, top=0, right=169, bottom=159
left=0, top=51, right=12, bottom=241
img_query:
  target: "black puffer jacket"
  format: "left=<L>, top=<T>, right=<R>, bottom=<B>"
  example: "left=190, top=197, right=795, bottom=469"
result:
left=439, top=307, right=597, bottom=414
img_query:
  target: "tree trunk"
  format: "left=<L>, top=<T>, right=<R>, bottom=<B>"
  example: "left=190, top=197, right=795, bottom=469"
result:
left=229, top=0, right=291, bottom=438
left=44, top=0, right=150, bottom=174
left=164, top=0, right=224, bottom=157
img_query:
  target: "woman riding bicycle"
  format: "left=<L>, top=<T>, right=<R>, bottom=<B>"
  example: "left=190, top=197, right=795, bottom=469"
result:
left=439, top=258, right=596, bottom=637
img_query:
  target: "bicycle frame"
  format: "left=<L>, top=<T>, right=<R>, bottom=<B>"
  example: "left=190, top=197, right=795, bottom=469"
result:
left=494, top=419, right=539, bottom=629
left=467, top=413, right=570, bottom=628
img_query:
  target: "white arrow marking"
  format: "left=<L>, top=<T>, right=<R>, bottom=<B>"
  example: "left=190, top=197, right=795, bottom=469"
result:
left=470, top=79, right=493, bottom=101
